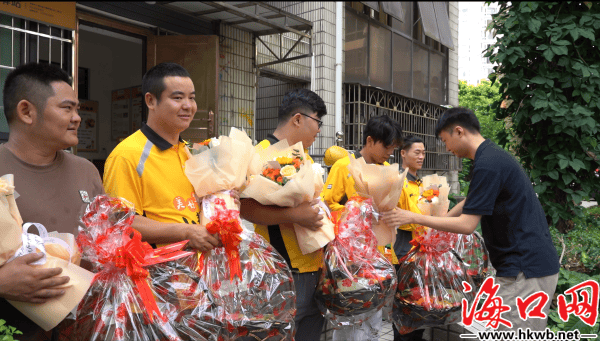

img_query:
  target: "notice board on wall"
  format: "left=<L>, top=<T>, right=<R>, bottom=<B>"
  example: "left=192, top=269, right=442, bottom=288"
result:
left=77, top=100, right=98, bottom=152
left=111, top=85, right=144, bottom=141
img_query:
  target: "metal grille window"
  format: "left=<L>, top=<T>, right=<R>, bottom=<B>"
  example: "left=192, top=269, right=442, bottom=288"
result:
left=344, top=83, right=461, bottom=173
left=0, top=14, right=73, bottom=137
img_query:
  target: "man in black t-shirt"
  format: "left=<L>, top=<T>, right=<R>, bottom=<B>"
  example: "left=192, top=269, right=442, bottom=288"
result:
left=382, top=107, right=559, bottom=332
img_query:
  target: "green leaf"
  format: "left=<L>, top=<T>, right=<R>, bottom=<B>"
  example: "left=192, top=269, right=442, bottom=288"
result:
left=569, top=160, right=583, bottom=172
left=543, top=49, right=555, bottom=61
left=553, top=40, right=571, bottom=46
left=559, top=159, right=569, bottom=169
left=531, top=114, right=542, bottom=124
left=579, top=28, right=596, bottom=40
left=548, top=170, right=559, bottom=180
left=551, top=45, right=569, bottom=55
left=530, top=76, right=547, bottom=84
left=570, top=29, right=580, bottom=40
left=583, top=92, right=592, bottom=103
left=528, top=18, right=542, bottom=33
left=538, top=44, right=549, bottom=50
left=508, top=54, right=519, bottom=64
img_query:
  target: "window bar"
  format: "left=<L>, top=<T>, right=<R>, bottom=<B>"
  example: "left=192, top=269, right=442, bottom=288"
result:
left=23, top=20, right=27, bottom=65
left=49, top=27, right=51, bottom=64
left=37, top=22, right=40, bottom=63
left=60, top=28, right=63, bottom=69
left=11, top=17, right=14, bottom=67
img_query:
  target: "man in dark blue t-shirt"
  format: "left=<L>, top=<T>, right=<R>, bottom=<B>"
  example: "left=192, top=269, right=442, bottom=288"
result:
left=382, top=107, right=559, bottom=332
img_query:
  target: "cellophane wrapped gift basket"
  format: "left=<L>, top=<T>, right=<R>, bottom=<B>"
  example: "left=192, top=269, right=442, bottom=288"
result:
left=392, top=174, right=477, bottom=335
left=314, top=196, right=397, bottom=328
left=185, top=128, right=297, bottom=340
left=57, top=195, right=221, bottom=341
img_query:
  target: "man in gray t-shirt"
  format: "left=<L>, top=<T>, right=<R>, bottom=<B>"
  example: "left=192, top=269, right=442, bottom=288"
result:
left=0, top=63, right=103, bottom=340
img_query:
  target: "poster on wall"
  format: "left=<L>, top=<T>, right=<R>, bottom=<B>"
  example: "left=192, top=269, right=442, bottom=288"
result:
left=0, top=2, right=76, bottom=30
left=131, top=86, right=143, bottom=132
left=111, top=88, right=131, bottom=141
left=77, top=100, right=98, bottom=152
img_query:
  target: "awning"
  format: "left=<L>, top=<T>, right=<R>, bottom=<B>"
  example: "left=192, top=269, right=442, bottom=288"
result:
left=157, top=2, right=313, bottom=67
left=360, top=2, right=405, bottom=22
left=418, top=2, right=454, bottom=49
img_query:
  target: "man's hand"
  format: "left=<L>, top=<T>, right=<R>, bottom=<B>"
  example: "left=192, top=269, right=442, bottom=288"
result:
left=289, top=199, right=324, bottom=231
left=380, top=207, right=418, bottom=228
left=229, top=189, right=241, bottom=208
left=0, top=253, right=70, bottom=303
left=184, top=224, right=221, bottom=252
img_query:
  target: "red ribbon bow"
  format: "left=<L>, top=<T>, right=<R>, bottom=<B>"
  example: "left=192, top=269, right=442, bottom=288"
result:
left=112, top=228, right=194, bottom=322
left=199, top=198, right=244, bottom=281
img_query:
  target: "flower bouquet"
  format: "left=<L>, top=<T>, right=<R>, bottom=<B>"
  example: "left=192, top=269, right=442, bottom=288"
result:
left=1, top=174, right=94, bottom=331
left=242, top=139, right=335, bottom=255
left=417, top=174, right=451, bottom=217
left=314, top=196, right=397, bottom=328
left=453, top=232, right=495, bottom=289
left=57, top=195, right=221, bottom=341
left=347, top=156, right=408, bottom=249
left=392, top=228, right=476, bottom=334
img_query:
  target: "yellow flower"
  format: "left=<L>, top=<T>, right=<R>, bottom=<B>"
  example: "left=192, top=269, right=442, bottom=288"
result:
left=422, top=189, right=434, bottom=198
left=276, top=156, right=293, bottom=165
left=280, top=165, right=297, bottom=178
left=0, top=178, right=14, bottom=195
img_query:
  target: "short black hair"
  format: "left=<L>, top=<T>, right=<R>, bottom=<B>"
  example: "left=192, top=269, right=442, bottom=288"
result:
left=435, top=107, right=480, bottom=137
left=278, top=88, right=327, bottom=124
left=402, top=136, right=424, bottom=151
left=142, top=62, right=191, bottom=103
left=363, top=115, right=403, bottom=147
left=2, top=63, right=71, bottom=124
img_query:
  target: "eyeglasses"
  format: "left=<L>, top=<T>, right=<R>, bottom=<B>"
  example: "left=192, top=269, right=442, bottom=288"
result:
left=298, top=112, right=323, bottom=128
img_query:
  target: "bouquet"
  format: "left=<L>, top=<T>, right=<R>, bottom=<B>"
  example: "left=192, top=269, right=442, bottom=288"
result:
left=242, top=139, right=335, bottom=255
left=417, top=174, right=451, bottom=217
left=0, top=174, right=23, bottom=265
left=347, top=156, right=408, bottom=249
left=453, top=232, right=495, bottom=289
left=314, top=197, right=397, bottom=328
left=392, top=228, right=476, bottom=334
left=57, top=195, right=221, bottom=341
left=1, top=174, right=94, bottom=331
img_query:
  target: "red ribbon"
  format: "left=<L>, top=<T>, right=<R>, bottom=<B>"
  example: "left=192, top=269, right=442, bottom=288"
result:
left=198, top=197, right=243, bottom=281
left=112, top=228, right=194, bottom=322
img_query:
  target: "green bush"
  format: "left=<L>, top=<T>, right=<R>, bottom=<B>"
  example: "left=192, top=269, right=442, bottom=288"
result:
left=550, top=206, right=600, bottom=275
left=0, top=320, right=22, bottom=341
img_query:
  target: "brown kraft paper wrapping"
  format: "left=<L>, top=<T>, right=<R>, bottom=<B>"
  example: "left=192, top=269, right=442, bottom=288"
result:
left=0, top=174, right=24, bottom=265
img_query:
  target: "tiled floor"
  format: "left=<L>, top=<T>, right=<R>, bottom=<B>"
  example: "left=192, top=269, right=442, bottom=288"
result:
left=320, top=320, right=395, bottom=341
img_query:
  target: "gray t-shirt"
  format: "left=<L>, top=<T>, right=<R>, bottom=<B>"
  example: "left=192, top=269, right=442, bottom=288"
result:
left=0, top=144, right=104, bottom=339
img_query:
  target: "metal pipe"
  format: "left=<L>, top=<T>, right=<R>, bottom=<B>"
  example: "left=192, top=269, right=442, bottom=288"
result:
left=335, top=1, right=343, bottom=144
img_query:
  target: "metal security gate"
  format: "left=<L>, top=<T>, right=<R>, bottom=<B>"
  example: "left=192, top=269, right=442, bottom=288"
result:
left=343, top=83, right=460, bottom=173
left=0, top=14, right=74, bottom=142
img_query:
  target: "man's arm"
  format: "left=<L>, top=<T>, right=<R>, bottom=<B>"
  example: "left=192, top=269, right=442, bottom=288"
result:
left=445, top=199, right=465, bottom=217
left=0, top=253, right=70, bottom=303
left=240, top=198, right=323, bottom=231
left=132, top=215, right=219, bottom=252
left=320, top=162, right=351, bottom=212
left=381, top=208, right=481, bottom=235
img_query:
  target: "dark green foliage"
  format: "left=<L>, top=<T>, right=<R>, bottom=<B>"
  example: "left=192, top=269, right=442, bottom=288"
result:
left=485, top=1, right=600, bottom=233
left=0, top=319, right=22, bottom=341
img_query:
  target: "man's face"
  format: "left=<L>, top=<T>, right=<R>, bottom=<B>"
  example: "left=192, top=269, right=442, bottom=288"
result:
left=32, top=81, right=80, bottom=150
left=297, top=111, right=321, bottom=149
left=370, top=140, right=398, bottom=165
left=151, top=76, right=197, bottom=133
left=439, top=128, right=466, bottom=158
left=401, top=142, right=425, bottom=170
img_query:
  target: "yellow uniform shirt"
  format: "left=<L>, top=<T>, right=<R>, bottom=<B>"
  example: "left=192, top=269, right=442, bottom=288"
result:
left=104, top=124, right=201, bottom=229
left=253, top=134, right=323, bottom=273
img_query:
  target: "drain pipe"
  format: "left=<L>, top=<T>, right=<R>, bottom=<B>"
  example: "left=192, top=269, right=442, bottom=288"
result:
left=335, top=1, right=343, bottom=146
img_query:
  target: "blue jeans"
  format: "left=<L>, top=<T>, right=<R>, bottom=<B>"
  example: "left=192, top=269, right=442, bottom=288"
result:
left=293, top=271, right=325, bottom=341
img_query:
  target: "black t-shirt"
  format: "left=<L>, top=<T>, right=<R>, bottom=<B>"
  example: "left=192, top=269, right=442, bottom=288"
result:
left=462, top=140, right=559, bottom=278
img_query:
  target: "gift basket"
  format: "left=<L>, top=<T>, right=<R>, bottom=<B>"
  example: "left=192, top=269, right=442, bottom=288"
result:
left=184, top=129, right=297, bottom=340
left=242, top=139, right=335, bottom=255
left=57, top=195, right=221, bottom=341
left=1, top=174, right=94, bottom=331
left=314, top=196, right=397, bottom=328
left=453, top=232, right=495, bottom=289
left=392, top=229, right=477, bottom=334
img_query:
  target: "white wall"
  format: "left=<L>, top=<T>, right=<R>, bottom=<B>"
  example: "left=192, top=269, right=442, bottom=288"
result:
left=77, top=26, right=143, bottom=160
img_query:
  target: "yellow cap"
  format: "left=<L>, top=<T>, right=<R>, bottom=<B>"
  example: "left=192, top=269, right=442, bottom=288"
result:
left=324, top=145, right=349, bottom=166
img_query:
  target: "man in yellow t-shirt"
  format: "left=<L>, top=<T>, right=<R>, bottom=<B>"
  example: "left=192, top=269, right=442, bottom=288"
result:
left=240, top=88, right=327, bottom=341
left=321, top=114, right=404, bottom=341
left=104, top=62, right=219, bottom=252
